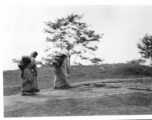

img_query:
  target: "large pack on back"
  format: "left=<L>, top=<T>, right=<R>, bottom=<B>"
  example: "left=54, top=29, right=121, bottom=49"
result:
left=22, top=56, right=31, bottom=63
left=53, top=56, right=64, bottom=67
left=18, top=56, right=31, bottom=71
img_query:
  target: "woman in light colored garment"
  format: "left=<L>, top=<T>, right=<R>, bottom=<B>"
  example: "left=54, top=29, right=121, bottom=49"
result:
left=22, top=51, right=40, bottom=95
left=49, top=53, right=70, bottom=89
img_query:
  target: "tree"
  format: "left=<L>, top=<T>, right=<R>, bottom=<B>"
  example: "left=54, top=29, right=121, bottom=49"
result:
left=12, top=59, right=20, bottom=63
left=126, top=59, right=146, bottom=65
left=137, top=34, right=152, bottom=65
left=90, top=58, right=104, bottom=65
left=44, top=14, right=103, bottom=65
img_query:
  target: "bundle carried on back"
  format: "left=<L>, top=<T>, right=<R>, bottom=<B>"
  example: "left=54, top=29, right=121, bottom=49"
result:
left=52, top=53, right=68, bottom=67
left=18, top=56, right=31, bottom=79
left=18, top=56, right=31, bottom=71
left=52, top=56, right=63, bottom=67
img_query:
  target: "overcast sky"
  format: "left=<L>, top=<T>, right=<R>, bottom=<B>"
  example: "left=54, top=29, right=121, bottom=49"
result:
left=2, top=1, right=152, bottom=70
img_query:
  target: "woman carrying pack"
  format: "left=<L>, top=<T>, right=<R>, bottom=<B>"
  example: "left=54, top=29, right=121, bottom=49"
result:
left=22, top=51, right=40, bottom=95
left=49, top=53, right=70, bottom=89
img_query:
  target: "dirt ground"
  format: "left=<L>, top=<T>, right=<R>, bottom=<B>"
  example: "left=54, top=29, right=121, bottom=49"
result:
left=4, top=78, right=152, bottom=117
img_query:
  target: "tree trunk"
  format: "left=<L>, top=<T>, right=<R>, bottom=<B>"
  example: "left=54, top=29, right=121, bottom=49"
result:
left=68, top=55, right=70, bottom=66
left=151, top=56, right=152, bottom=66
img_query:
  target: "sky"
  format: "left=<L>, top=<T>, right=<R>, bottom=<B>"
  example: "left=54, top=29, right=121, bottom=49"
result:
left=2, top=1, right=152, bottom=70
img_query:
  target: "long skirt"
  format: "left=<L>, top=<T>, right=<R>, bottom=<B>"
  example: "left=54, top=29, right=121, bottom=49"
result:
left=22, top=67, right=38, bottom=92
left=53, top=68, right=69, bottom=89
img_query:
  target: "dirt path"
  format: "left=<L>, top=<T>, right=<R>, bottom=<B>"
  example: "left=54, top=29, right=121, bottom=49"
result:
left=4, top=78, right=152, bottom=116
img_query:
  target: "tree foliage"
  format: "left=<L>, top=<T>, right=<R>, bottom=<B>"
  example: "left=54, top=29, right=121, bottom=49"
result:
left=137, top=34, right=152, bottom=65
left=126, top=59, right=146, bottom=65
left=44, top=14, right=103, bottom=65
left=90, top=58, right=104, bottom=65
left=12, top=59, right=20, bottom=63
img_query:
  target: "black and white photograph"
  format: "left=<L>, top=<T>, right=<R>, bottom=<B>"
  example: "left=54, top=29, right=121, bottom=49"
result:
left=1, top=0, right=152, bottom=119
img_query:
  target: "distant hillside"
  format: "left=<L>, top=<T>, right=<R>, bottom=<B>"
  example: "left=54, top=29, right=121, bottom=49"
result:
left=3, top=63, right=152, bottom=96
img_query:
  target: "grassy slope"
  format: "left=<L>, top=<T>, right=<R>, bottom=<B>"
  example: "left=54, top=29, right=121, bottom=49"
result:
left=3, top=63, right=152, bottom=96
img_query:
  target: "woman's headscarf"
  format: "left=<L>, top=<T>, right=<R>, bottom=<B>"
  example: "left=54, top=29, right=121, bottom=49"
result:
left=30, top=51, right=38, bottom=58
left=30, top=51, right=38, bottom=66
